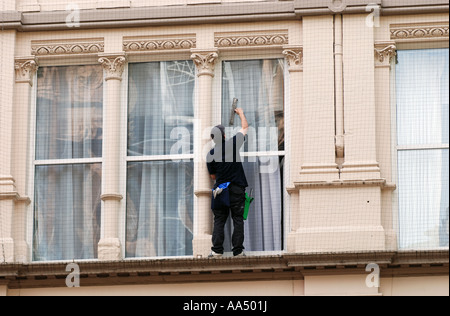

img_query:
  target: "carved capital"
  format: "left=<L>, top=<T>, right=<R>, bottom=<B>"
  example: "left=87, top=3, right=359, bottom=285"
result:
left=14, top=57, right=39, bottom=86
left=98, top=53, right=128, bottom=81
left=190, top=50, right=219, bottom=77
left=374, top=42, right=397, bottom=68
left=283, top=46, right=303, bottom=72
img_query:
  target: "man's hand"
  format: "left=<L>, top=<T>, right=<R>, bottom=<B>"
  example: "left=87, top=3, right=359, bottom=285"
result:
left=235, top=108, right=245, bottom=116
left=235, top=108, right=249, bottom=136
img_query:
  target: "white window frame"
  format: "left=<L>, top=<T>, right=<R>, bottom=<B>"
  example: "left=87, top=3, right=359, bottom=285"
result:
left=392, top=45, right=450, bottom=251
left=28, top=62, right=105, bottom=262
left=213, top=53, right=290, bottom=254
left=120, top=60, right=197, bottom=259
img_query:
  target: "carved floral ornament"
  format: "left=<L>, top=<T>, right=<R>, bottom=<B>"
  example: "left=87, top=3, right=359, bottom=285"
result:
left=374, top=42, right=397, bottom=68
left=15, top=57, right=39, bottom=86
left=98, top=54, right=128, bottom=81
left=283, top=46, right=303, bottom=72
left=190, top=52, right=219, bottom=77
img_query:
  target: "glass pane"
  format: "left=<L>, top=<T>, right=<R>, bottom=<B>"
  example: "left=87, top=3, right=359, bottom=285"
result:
left=222, top=59, right=285, bottom=152
left=396, top=49, right=449, bottom=146
left=33, top=164, right=102, bottom=261
left=36, top=66, right=103, bottom=160
left=398, top=149, right=449, bottom=249
left=128, top=61, right=195, bottom=156
left=126, top=160, right=194, bottom=257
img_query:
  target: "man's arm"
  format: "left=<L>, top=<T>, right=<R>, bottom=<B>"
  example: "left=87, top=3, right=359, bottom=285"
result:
left=235, top=108, right=249, bottom=136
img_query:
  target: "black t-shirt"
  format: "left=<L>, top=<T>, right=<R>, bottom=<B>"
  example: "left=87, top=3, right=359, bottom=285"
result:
left=207, top=132, right=248, bottom=188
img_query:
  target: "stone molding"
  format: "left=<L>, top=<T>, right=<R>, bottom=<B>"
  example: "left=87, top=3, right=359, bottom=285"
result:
left=390, top=22, right=449, bottom=41
left=123, top=35, right=197, bottom=53
left=214, top=31, right=289, bottom=49
left=31, top=38, right=105, bottom=56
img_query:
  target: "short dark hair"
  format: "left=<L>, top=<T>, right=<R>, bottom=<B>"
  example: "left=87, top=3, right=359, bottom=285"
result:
left=211, top=125, right=225, bottom=143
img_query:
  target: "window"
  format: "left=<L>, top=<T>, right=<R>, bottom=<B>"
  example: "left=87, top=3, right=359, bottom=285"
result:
left=33, top=65, right=103, bottom=261
left=126, top=61, right=195, bottom=258
left=220, top=59, right=285, bottom=252
left=395, top=48, right=449, bottom=249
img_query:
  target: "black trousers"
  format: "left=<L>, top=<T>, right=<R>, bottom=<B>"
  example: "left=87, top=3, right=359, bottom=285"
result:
left=212, top=184, right=245, bottom=256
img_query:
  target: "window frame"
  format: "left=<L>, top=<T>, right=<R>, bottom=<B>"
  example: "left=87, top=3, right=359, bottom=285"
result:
left=212, top=53, right=290, bottom=254
left=121, top=60, right=197, bottom=259
left=392, top=45, right=450, bottom=251
left=29, top=62, right=106, bottom=262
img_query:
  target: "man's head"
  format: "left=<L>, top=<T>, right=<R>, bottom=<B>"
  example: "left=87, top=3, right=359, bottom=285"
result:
left=211, top=125, right=226, bottom=144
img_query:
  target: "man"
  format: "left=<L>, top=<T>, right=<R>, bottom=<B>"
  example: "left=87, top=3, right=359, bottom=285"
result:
left=207, top=108, right=249, bottom=258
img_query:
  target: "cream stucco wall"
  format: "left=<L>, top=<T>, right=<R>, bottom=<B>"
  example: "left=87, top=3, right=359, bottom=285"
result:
left=4, top=275, right=448, bottom=296
left=1, top=0, right=448, bottom=296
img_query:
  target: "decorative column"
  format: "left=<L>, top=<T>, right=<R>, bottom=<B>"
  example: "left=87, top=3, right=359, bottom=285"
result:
left=98, top=53, right=127, bottom=260
left=11, top=57, right=38, bottom=263
left=0, top=30, right=17, bottom=263
left=375, top=41, right=398, bottom=250
left=191, top=49, right=218, bottom=258
left=283, top=45, right=304, bottom=253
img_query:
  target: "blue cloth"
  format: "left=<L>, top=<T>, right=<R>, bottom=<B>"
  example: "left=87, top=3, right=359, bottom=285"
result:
left=211, top=182, right=231, bottom=210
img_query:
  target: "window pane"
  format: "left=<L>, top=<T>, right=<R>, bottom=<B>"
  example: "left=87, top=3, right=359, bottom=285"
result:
left=398, top=149, right=449, bottom=249
left=396, top=49, right=449, bottom=146
left=222, top=59, right=285, bottom=152
left=36, top=66, right=103, bottom=160
left=128, top=61, right=195, bottom=156
left=126, top=161, right=194, bottom=257
left=33, top=164, right=102, bottom=261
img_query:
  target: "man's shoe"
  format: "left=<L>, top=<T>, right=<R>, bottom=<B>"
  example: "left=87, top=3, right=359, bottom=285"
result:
left=208, top=251, right=223, bottom=258
left=234, top=252, right=246, bottom=257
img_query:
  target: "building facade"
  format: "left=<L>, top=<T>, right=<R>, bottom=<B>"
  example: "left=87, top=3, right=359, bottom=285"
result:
left=0, top=0, right=448, bottom=296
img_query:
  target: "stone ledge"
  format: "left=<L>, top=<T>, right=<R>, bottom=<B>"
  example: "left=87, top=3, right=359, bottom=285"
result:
left=1, top=250, right=447, bottom=289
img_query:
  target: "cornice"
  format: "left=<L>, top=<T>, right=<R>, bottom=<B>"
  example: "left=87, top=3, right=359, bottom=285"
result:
left=2, top=1, right=447, bottom=32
